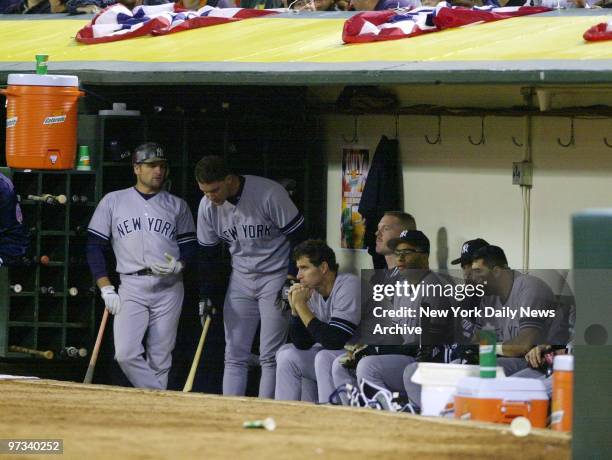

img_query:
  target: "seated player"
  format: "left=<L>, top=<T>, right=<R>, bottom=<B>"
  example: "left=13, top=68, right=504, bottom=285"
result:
left=351, top=230, right=453, bottom=396
left=275, top=239, right=360, bottom=403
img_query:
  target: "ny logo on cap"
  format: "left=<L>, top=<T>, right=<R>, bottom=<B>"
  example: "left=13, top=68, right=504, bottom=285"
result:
left=400, top=230, right=408, bottom=238
left=461, top=243, right=469, bottom=254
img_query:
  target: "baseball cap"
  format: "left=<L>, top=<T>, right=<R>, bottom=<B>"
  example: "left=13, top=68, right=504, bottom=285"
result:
left=388, top=230, right=430, bottom=254
left=471, top=245, right=508, bottom=268
left=451, top=238, right=489, bottom=266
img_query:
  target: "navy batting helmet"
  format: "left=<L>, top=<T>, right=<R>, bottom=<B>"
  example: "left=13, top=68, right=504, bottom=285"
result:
left=132, top=142, right=167, bottom=165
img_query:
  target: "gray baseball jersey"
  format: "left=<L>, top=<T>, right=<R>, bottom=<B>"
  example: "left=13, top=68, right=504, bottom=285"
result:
left=475, top=271, right=554, bottom=342
left=89, top=187, right=195, bottom=273
left=308, top=272, right=361, bottom=329
left=88, top=186, right=195, bottom=390
left=197, top=175, right=301, bottom=398
left=197, top=175, right=302, bottom=274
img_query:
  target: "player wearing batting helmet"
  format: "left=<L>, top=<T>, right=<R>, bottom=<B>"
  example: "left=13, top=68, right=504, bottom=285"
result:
left=195, top=155, right=305, bottom=398
left=87, top=142, right=197, bottom=389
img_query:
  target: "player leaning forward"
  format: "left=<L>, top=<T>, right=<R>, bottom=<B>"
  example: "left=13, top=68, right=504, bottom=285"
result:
left=275, top=240, right=361, bottom=403
left=87, top=143, right=197, bottom=389
left=195, top=156, right=305, bottom=398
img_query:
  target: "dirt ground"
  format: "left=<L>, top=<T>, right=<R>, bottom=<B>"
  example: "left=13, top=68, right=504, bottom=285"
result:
left=0, top=379, right=569, bottom=460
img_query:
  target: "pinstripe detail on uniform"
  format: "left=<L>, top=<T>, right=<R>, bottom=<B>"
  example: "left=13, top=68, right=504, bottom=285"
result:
left=177, top=232, right=197, bottom=244
left=88, top=228, right=110, bottom=240
left=329, top=317, right=357, bottom=336
left=280, top=213, right=304, bottom=235
left=198, top=239, right=220, bottom=247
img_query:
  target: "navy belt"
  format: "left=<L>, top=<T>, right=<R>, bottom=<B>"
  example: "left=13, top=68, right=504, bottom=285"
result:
left=126, top=268, right=154, bottom=276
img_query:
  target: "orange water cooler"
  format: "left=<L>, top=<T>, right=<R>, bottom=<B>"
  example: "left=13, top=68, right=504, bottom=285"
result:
left=454, top=377, right=549, bottom=428
left=1, top=74, right=84, bottom=170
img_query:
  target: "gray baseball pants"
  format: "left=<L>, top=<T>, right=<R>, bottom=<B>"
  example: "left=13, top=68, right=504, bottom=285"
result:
left=275, top=344, right=345, bottom=403
left=115, top=274, right=183, bottom=390
left=223, top=269, right=289, bottom=398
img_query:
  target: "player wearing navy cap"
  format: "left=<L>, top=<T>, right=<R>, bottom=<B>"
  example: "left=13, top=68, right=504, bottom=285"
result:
left=195, top=155, right=305, bottom=398
left=87, top=142, right=197, bottom=389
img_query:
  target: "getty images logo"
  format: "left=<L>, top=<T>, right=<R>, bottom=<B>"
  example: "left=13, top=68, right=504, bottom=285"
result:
left=43, top=114, right=67, bottom=125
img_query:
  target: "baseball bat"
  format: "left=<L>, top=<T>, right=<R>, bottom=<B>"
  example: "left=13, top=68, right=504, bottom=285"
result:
left=83, top=309, right=109, bottom=384
left=27, top=193, right=67, bottom=205
left=183, top=315, right=212, bottom=393
left=9, top=345, right=54, bottom=359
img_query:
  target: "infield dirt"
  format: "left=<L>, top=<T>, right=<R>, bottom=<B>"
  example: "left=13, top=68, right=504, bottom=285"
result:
left=0, top=379, right=570, bottom=459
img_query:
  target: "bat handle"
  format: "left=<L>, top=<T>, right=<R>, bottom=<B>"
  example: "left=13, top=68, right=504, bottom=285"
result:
left=183, top=315, right=212, bottom=393
left=84, top=309, right=109, bottom=384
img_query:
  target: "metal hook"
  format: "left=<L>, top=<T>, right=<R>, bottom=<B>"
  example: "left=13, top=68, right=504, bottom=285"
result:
left=424, top=115, right=442, bottom=145
left=557, top=118, right=575, bottom=148
left=604, top=136, right=612, bottom=148
left=512, top=136, right=523, bottom=147
left=342, top=116, right=359, bottom=144
left=468, top=117, right=486, bottom=146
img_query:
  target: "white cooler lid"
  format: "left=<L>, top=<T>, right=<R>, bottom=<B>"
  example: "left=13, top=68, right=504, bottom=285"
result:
left=412, top=363, right=506, bottom=386
left=7, top=74, right=79, bottom=87
left=456, top=376, right=548, bottom=400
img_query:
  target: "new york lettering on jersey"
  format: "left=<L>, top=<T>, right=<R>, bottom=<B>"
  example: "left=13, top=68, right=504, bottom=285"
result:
left=89, top=187, right=194, bottom=274
left=115, top=216, right=177, bottom=240
left=220, top=222, right=273, bottom=242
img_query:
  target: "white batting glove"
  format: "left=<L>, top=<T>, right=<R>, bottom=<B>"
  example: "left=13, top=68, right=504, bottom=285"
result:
left=100, top=285, right=121, bottom=315
left=151, top=252, right=184, bottom=276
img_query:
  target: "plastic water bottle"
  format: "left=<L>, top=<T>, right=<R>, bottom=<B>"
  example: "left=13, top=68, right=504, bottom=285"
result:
left=479, top=324, right=497, bottom=378
left=35, top=54, right=48, bottom=75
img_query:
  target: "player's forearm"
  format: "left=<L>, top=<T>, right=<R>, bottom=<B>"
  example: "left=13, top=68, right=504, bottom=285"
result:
left=178, top=234, right=198, bottom=267
left=198, top=243, right=223, bottom=296
left=306, top=318, right=354, bottom=350
left=86, top=233, right=111, bottom=281
left=498, top=328, right=540, bottom=357
left=289, top=316, right=315, bottom=350
left=294, top=300, right=315, bottom=326
left=284, top=215, right=305, bottom=277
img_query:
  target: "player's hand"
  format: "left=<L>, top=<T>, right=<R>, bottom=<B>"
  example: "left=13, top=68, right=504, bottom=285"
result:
left=151, top=252, right=184, bottom=276
left=288, top=283, right=311, bottom=306
left=525, top=344, right=552, bottom=368
left=340, top=344, right=371, bottom=369
left=198, top=297, right=216, bottom=326
left=100, top=285, right=121, bottom=315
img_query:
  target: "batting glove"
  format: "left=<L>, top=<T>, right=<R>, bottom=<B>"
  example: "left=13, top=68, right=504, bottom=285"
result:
left=100, top=285, right=121, bottom=315
left=151, top=252, right=184, bottom=276
left=340, top=344, right=374, bottom=369
left=198, top=297, right=216, bottom=326
left=275, top=279, right=295, bottom=312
